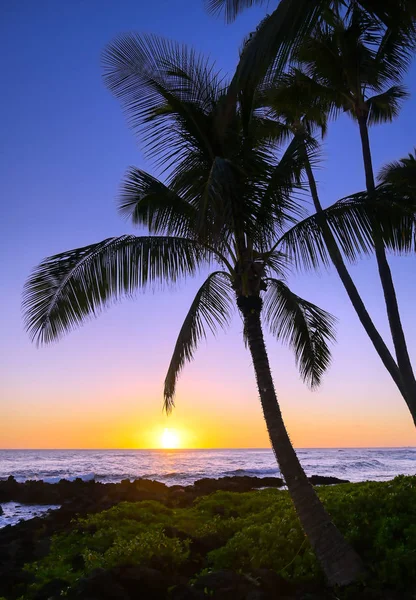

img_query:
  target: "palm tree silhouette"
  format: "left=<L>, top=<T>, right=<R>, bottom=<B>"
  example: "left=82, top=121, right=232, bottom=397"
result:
left=23, top=34, right=364, bottom=584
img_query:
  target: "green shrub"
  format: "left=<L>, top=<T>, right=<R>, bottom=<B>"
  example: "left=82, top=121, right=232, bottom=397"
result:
left=23, top=476, right=416, bottom=597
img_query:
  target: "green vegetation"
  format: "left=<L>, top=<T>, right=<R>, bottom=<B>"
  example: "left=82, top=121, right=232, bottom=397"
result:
left=25, top=477, right=416, bottom=597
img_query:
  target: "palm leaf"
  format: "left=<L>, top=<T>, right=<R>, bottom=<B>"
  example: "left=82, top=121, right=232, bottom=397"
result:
left=164, top=271, right=234, bottom=411
left=102, top=33, right=225, bottom=169
left=366, top=86, right=409, bottom=125
left=233, top=0, right=330, bottom=119
left=263, top=278, right=336, bottom=387
left=255, top=135, right=309, bottom=244
left=205, top=0, right=267, bottom=22
left=278, top=191, right=416, bottom=270
left=23, top=236, right=209, bottom=345
left=119, top=167, right=197, bottom=236
left=378, top=149, right=416, bottom=188
left=372, top=22, right=415, bottom=87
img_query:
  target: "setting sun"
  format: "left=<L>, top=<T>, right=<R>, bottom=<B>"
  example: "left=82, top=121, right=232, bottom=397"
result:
left=161, top=428, right=180, bottom=449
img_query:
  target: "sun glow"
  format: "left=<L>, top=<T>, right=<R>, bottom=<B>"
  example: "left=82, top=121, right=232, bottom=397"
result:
left=160, top=428, right=180, bottom=449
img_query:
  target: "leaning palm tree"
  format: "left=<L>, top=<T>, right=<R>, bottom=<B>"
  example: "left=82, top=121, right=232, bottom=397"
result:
left=260, top=70, right=414, bottom=423
left=23, top=35, right=364, bottom=584
left=288, top=8, right=416, bottom=423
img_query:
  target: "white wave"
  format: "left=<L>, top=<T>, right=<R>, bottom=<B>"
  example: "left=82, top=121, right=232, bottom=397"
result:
left=43, top=472, right=95, bottom=484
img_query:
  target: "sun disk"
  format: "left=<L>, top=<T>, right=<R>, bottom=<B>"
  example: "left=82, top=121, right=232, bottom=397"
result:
left=161, top=428, right=180, bottom=449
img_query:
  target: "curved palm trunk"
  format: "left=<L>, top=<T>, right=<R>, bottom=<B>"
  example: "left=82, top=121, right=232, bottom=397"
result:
left=302, top=151, right=407, bottom=400
left=358, top=116, right=416, bottom=425
left=241, top=298, right=364, bottom=586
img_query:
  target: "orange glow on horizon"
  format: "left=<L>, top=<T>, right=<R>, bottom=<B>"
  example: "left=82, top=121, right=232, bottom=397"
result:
left=2, top=380, right=415, bottom=449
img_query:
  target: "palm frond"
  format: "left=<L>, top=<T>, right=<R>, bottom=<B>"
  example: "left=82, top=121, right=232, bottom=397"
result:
left=278, top=191, right=416, bottom=270
left=164, top=271, right=234, bottom=411
left=263, top=278, right=336, bottom=387
left=232, top=0, right=331, bottom=117
left=366, top=85, right=409, bottom=125
left=23, top=236, right=209, bottom=345
left=102, top=33, right=225, bottom=168
left=262, top=250, right=290, bottom=279
left=378, top=149, right=416, bottom=188
left=205, top=0, right=266, bottom=22
left=119, top=167, right=197, bottom=237
left=373, top=23, right=415, bottom=86
left=256, top=135, right=309, bottom=244
left=263, top=70, right=331, bottom=135
left=358, top=0, right=416, bottom=30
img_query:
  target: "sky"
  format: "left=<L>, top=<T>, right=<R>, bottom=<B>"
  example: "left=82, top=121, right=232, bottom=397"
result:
left=1, top=0, right=416, bottom=449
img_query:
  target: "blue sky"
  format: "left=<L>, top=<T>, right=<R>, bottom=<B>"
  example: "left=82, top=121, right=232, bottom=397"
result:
left=1, top=0, right=415, bottom=448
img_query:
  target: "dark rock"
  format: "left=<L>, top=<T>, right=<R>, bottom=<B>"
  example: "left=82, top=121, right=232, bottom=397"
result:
left=192, top=476, right=284, bottom=494
left=0, top=505, right=3, bottom=515
left=0, top=566, right=36, bottom=599
left=308, top=475, right=350, bottom=485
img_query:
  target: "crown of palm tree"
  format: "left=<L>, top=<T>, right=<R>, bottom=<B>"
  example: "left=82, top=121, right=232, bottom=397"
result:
left=292, top=7, right=413, bottom=125
left=379, top=150, right=416, bottom=188
left=206, top=0, right=415, bottom=91
left=23, top=34, right=346, bottom=413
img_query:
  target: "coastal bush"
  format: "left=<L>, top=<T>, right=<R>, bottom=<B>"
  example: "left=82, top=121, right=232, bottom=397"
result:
left=23, top=477, right=416, bottom=598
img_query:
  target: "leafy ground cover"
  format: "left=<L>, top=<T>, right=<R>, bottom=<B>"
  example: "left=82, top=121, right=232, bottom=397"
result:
left=20, top=476, right=416, bottom=599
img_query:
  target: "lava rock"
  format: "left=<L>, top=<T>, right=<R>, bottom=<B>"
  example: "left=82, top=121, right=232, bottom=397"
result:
left=192, top=476, right=284, bottom=494
left=308, top=475, right=350, bottom=485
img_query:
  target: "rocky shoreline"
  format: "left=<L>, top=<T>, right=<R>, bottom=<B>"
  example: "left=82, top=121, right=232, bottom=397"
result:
left=0, top=473, right=349, bottom=510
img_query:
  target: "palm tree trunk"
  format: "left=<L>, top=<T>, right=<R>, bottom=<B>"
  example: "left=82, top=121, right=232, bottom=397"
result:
left=241, top=299, right=364, bottom=586
left=358, top=116, right=416, bottom=425
left=302, top=151, right=407, bottom=400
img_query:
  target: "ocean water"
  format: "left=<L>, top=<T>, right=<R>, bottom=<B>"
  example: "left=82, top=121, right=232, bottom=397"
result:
left=0, top=447, right=414, bottom=485
left=0, top=448, right=414, bottom=528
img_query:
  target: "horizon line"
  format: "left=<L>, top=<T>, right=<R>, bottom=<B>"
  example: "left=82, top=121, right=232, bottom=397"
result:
left=1, top=446, right=415, bottom=451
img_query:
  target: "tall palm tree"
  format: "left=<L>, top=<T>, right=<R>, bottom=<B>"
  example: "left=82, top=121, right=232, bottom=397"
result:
left=205, top=0, right=415, bottom=99
left=288, top=8, right=416, bottom=423
left=23, top=34, right=364, bottom=585
left=261, top=71, right=413, bottom=421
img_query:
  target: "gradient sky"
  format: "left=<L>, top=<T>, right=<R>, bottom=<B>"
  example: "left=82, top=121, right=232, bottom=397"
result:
left=1, top=0, right=416, bottom=449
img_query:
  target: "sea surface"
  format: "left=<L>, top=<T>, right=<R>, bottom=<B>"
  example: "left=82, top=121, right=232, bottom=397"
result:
left=0, top=448, right=414, bottom=528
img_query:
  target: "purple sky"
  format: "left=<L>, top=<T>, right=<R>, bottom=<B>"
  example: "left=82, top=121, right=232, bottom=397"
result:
left=1, top=0, right=416, bottom=448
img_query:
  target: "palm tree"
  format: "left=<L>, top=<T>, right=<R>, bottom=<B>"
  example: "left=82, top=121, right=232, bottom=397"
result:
left=23, top=34, right=364, bottom=585
left=205, top=0, right=415, bottom=97
left=288, top=8, right=416, bottom=423
left=260, top=70, right=414, bottom=422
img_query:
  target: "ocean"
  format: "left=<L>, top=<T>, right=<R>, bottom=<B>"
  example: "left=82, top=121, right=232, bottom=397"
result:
left=1, top=448, right=414, bottom=528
